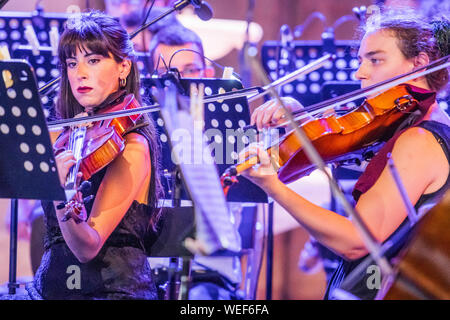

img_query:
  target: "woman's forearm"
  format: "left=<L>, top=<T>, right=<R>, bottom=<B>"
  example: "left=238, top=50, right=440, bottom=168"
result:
left=265, top=180, right=368, bottom=260
left=54, top=202, right=101, bottom=263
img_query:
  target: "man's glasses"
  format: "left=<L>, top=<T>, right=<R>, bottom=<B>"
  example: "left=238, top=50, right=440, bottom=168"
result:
left=107, top=0, right=143, bottom=6
left=179, top=66, right=204, bottom=77
left=153, top=54, right=205, bottom=78
left=154, top=66, right=205, bottom=78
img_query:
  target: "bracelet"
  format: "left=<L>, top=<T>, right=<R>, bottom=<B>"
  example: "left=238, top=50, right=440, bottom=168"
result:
left=56, top=194, right=93, bottom=211
left=56, top=202, right=66, bottom=210
left=60, top=200, right=86, bottom=224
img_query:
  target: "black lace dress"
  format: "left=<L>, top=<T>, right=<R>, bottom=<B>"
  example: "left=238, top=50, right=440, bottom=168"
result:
left=26, top=130, right=158, bottom=300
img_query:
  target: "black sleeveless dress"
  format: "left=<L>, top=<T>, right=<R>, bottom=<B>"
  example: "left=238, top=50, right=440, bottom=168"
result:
left=324, top=120, right=450, bottom=300
left=26, top=129, right=159, bottom=300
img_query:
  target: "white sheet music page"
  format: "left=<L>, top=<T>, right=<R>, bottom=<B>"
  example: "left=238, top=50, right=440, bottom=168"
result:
left=161, top=106, right=241, bottom=256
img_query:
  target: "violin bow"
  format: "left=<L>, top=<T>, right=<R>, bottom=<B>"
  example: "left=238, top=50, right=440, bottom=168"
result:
left=46, top=55, right=334, bottom=130
left=286, top=54, right=450, bottom=125
left=45, top=53, right=448, bottom=131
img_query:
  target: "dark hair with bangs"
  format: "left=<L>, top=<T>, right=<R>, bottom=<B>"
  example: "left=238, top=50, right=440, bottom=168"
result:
left=56, top=11, right=164, bottom=230
left=56, top=11, right=138, bottom=118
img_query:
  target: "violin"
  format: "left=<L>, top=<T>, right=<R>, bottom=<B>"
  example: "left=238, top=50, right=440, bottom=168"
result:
left=53, top=93, right=142, bottom=220
left=218, top=53, right=449, bottom=195
left=220, top=83, right=427, bottom=194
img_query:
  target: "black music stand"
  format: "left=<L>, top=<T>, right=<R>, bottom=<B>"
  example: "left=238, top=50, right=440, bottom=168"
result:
left=142, top=75, right=278, bottom=299
left=0, top=10, right=68, bottom=52
left=12, top=45, right=60, bottom=120
left=261, top=40, right=360, bottom=106
left=141, top=76, right=268, bottom=204
left=144, top=77, right=244, bottom=299
left=0, top=60, right=64, bottom=295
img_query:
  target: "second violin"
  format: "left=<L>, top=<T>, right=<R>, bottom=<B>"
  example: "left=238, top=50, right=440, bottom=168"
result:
left=221, top=83, right=434, bottom=192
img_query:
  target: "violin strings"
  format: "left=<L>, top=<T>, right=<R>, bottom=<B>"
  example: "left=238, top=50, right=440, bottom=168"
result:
left=46, top=55, right=449, bottom=131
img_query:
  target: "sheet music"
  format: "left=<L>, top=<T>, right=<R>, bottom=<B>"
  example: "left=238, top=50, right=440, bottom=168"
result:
left=161, top=102, right=241, bottom=256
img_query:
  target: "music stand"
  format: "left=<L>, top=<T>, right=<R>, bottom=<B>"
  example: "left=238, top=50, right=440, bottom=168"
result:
left=159, top=79, right=242, bottom=253
left=142, top=75, right=281, bottom=299
left=0, top=60, right=64, bottom=294
left=0, top=10, right=68, bottom=52
left=141, top=76, right=268, bottom=203
left=146, top=75, right=245, bottom=299
left=12, top=45, right=60, bottom=120
left=261, top=40, right=360, bottom=106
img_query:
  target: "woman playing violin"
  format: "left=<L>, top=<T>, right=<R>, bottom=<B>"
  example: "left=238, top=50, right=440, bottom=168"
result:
left=26, top=11, right=163, bottom=300
left=241, top=11, right=450, bottom=299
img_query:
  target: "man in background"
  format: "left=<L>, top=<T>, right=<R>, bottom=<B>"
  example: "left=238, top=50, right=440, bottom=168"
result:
left=104, top=0, right=180, bottom=52
left=149, top=24, right=214, bottom=78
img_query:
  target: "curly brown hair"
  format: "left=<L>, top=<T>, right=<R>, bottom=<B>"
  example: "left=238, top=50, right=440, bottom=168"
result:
left=360, top=10, right=449, bottom=92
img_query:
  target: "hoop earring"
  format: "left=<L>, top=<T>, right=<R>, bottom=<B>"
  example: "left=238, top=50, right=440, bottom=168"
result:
left=119, top=77, right=127, bottom=88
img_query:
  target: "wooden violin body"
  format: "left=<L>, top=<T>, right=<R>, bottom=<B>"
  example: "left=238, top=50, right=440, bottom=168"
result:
left=53, top=94, right=142, bottom=181
left=222, top=84, right=421, bottom=189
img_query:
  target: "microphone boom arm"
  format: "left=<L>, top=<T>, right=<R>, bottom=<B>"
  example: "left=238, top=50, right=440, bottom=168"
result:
left=39, top=0, right=213, bottom=95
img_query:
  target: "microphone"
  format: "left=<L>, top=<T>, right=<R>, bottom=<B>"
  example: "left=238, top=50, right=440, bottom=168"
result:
left=277, top=24, right=295, bottom=78
left=352, top=6, right=367, bottom=22
left=131, top=0, right=213, bottom=39
left=173, top=0, right=214, bottom=21
left=78, top=180, right=92, bottom=195
left=194, top=1, right=213, bottom=21
left=31, top=0, right=45, bottom=30
left=280, top=24, right=293, bottom=46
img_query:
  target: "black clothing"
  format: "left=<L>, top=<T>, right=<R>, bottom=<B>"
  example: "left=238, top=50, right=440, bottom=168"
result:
left=325, top=120, right=450, bottom=300
left=27, top=128, right=158, bottom=300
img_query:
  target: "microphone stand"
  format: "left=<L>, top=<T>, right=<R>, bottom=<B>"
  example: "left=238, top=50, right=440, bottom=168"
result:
left=129, top=0, right=201, bottom=39
left=8, top=199, right=19, bottom=294
left=239, top=0, right=256, bottom=88
left=167, top=167, right=182, bottom=300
